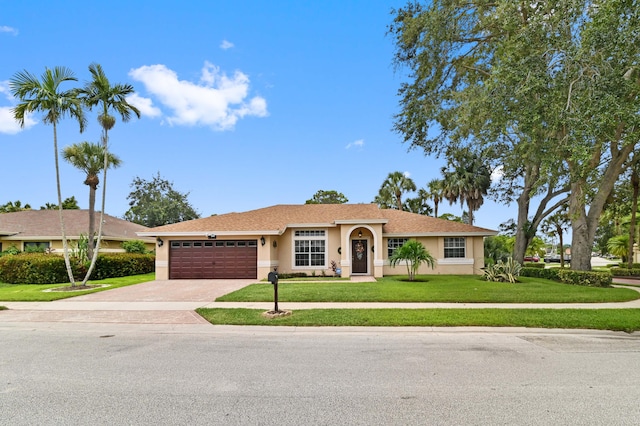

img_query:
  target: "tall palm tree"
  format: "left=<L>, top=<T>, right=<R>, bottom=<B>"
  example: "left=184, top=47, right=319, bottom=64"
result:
left=426, top=179, right=443, bottom=218
left=374, top=171, right=417, bottom=211
left=10, top=66, right=86, bottom=285
left=62, top=142, right=122, bottom=259
left=79, top=63, right=140, bottom=282
left=441, top=148, right=491, bottom=226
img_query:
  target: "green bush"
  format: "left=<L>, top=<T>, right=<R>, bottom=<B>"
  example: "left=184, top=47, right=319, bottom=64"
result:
left=484, top=258, right=521, bottom=283
left=610, top=267, right=640, bottom=277
left=0, top=254, right=77, bottom=284
left=520, top=267, right=559, bottom=281
left=88, top=253, right=155, bottom=280
left=523, top=262, right=545, bottom=269
left=121, top=240, right=148, bottom=254
left=0, top=253, right=155, bottom=284
left=556, top=269, right=612, bottom=287
left=618, top=263, right=640, bottom=269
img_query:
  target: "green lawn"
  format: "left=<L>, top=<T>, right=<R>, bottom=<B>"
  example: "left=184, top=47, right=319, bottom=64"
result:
left=196, top=307, right=640, bottom=332
left=0, top=273, right=155, bottom=301
left=217, top=275, right=639, bottom=304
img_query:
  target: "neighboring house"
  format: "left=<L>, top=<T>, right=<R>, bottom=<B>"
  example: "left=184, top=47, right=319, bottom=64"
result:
left=138, top=204, right=497, bottom=280
left=0, top=210, right=154, bottom=254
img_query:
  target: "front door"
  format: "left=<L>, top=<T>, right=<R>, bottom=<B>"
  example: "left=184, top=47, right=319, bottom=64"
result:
left=352, top=239, right=368, bottom=274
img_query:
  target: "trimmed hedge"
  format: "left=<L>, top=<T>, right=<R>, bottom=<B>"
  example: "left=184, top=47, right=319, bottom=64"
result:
left=0, top=253, right=155, bottom=284
left=610, top=267, right=640, bottom=277
left=520, top=267, right=559, bottom=281
left=523, top=262, right=545, bottom=269
left=556, top=269, right=612, bottom=287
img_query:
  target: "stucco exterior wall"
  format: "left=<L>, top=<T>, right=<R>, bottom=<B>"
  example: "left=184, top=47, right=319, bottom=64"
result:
left=383, top=236, right=485, bottom=276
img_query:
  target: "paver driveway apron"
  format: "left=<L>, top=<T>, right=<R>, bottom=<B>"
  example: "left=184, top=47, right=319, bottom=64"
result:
left=0, top=279, right=255, bottom=325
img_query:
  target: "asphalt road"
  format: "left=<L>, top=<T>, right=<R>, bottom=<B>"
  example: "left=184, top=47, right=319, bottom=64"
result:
left=1, top=323, right=639, bottom=425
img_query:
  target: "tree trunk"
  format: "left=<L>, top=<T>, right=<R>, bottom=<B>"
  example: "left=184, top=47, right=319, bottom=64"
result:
left=53, top=122, right=76, bottom=286
left=87, top=184, right=96, bottom=260
left=629, top=169, right=639, bottom=268
left=513, top=190, right=532, bottom=264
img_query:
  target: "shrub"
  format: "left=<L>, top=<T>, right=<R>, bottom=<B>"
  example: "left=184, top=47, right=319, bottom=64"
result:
left=484, top=258, right=522, bottom=283
left=556, top=269, right=612, bottom=287
left=523, top=262, right=545, bottom=269
left=618, top=263, right=640, bottom=269
left=0, top=245, right=21, bottom=257
left=610, top=267, right=640, bottom=277
left=89, top=253, right=155, bottom=280
left=0, top=253, right=79, bottom=284
left=0, top=252, right=155, bottom=284
left=520, top=267, right=560, bottom=281
left=121, top=240, right=148, bottom=254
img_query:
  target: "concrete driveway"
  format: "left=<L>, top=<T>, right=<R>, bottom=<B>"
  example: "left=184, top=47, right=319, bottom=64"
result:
left=0, top=279, right=255, bottom=325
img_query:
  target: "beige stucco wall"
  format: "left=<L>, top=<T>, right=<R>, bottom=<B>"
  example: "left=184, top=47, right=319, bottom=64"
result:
left=0, top=238, right=150, bottom=255
left=151, top=231, right=487, bottom=281
left=383, top=236, right=485, bottom=276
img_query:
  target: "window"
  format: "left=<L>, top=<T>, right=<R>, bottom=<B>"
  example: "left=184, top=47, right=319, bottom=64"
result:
left=294, top=230, right=326, bottom=267
left=24, top=242, right=50, bottom=252
left=387, top=238, right=408, bottom=257
left=444, top=237, right=466, bottom=258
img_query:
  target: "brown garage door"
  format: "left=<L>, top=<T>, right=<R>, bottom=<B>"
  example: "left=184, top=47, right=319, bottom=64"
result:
left=169, top=240, right=257, bottom=279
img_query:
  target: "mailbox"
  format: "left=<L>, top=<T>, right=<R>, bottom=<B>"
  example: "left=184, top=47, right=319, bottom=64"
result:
left=268, top=271, right=278, bottom=285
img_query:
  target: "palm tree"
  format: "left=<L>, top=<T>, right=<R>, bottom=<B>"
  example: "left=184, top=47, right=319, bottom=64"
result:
left=403, top=188, right=433, bottom=216
left=441, top=148, right=491, bottom=226
left=541, top=208, right=570, bottom=268
left=10, top=67, right=87, bottom=285
left=427, top=179, right=443, bottom=218
left=608, top=235, right=629, bottom=262
left=62, top=141, right=122, bottom=259
left=374, top=171, right=417, bottom=211
left=388, top=239, right=436, bottom=281
left=79, top=63, right=140, bottom=282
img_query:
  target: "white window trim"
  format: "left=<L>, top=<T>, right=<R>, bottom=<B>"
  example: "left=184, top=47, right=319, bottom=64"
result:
left=444, top=237, right=466, bottom=259
left=292, top=229, right=328, bottom=270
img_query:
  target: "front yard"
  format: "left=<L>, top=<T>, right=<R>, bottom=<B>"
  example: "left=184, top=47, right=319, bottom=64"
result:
left=217, top=275, right=639, bottom=304
left=0, top=273, right=155, bottom=301
left=199, top=275, right=640, bottom=332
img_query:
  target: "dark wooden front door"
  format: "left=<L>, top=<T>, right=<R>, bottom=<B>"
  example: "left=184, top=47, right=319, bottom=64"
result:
left=351, top=239, right=368, bottom=274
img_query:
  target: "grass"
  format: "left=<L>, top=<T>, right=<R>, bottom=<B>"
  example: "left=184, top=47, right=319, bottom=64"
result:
left=217, top=275, right=640, bottom=304
left=0, top=273, right=155, bottom=302
left=195, top=307, right=640, bottom=332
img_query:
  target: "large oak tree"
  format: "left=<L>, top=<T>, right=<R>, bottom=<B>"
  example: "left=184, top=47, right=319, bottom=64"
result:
left=388, top=0, right=640, bottom=269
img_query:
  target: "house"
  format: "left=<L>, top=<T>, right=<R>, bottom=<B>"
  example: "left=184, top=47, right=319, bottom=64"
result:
left=138, top=204, right=497, bottom=280
left=0, top=210, right=154, bottom=253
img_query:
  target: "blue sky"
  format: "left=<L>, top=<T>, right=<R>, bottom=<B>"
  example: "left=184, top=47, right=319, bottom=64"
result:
left=0, top=0, right=513, bottom=231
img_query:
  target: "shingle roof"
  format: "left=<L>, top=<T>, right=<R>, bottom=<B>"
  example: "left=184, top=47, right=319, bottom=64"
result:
left=0, top=210, right=152, bottom=241
left=140, top=204, right=496, bottom=236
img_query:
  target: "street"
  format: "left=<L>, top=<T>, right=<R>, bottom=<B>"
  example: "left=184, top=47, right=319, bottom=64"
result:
left=1, top=323, right=639, bottom=425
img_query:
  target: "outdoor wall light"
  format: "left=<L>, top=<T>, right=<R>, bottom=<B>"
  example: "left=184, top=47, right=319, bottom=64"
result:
left=156, top=238, right=163, bottom=247
left=338, top=247, right=342, bottom=254
left=273, top=240, right=278, bottom=248
left=358, top=231, right=362, bottom=238
left=260, top=236, right=266, bottom=246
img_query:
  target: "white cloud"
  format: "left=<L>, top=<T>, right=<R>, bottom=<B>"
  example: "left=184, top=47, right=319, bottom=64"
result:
left=491, top=165, right=504, bottom=183
left=0, top=81, right=36, bottom=134
left=220, top=39, right=234, bottom=50
left=129, top=62, right=268, bottom=130
left=403, top=171, right=411, bottom=178
left=345, top=139, right=364, bottom=149
left=0, top=26, right=18, bottom=36
left=126, top=93, right=162, bottom=118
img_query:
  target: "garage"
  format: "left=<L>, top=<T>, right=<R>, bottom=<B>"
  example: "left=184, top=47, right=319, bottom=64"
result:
left=169, top=240, right=258, bottom=279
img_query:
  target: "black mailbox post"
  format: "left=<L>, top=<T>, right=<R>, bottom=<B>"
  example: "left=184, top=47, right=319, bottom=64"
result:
left=267, top=270, right=279, bottom=312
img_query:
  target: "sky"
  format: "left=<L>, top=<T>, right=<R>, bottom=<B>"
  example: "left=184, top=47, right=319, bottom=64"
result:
left=0, top=0, right=514, bottom=231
